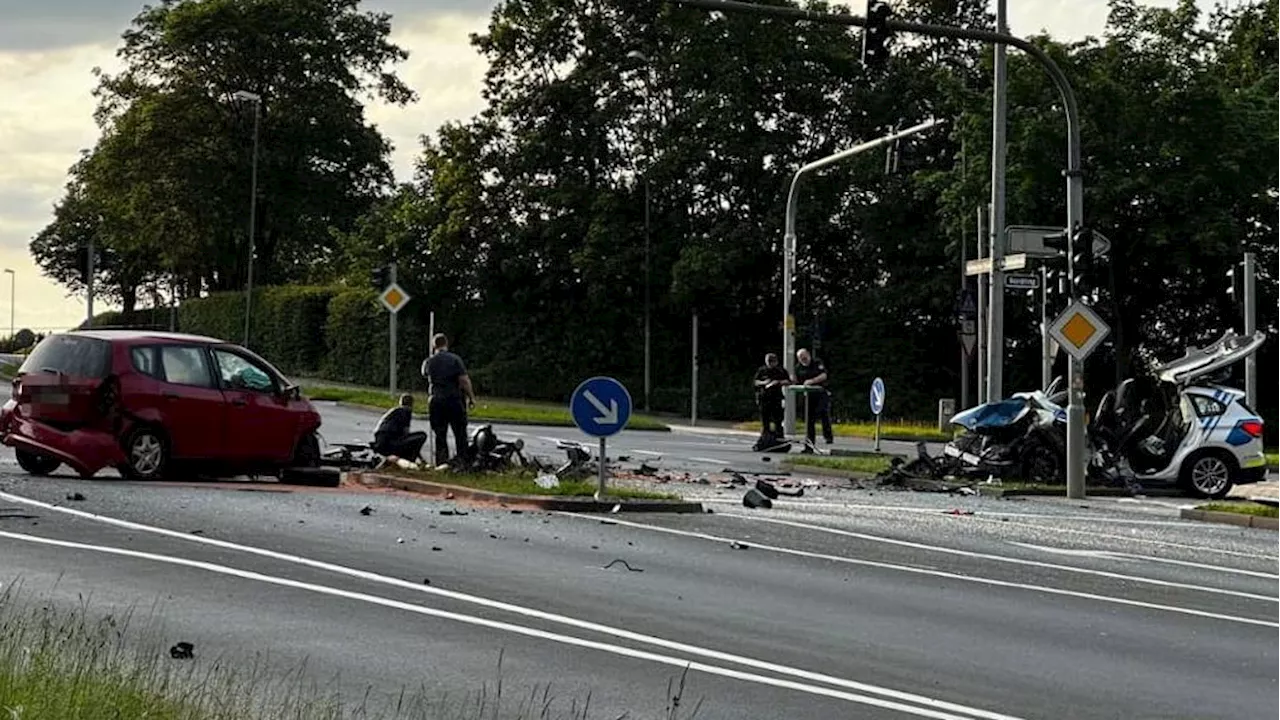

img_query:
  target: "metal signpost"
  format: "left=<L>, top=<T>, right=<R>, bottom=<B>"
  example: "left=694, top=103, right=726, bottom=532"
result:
left=378, top=264, right=410, bottom=397
left=1243, top=253, right=1258, bottom=408
left=870, top=377, right=886, bottom=452
left=781, top=118, right=945, bottom=430
left=569, top=376, right=633, bottom=500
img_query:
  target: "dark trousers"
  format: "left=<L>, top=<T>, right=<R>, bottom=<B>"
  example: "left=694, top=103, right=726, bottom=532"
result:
left=805, top=390, right=834, bottom=445
left=759, top=395, right=785, bottom=437
left=374, top=431, right=428, bottom=462
left=429, top=396, right=469, bottom=467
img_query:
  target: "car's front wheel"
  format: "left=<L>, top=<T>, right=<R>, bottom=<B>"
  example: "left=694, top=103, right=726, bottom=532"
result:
left=1180, top=451, right=1236, bottom=499
left=119, top=426, right=170, bottom=481
left=15, top=449, right=61, bottom=476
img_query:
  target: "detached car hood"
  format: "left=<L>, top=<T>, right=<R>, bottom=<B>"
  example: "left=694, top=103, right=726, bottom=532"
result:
left=1152, top=331, right=1266, bottom=386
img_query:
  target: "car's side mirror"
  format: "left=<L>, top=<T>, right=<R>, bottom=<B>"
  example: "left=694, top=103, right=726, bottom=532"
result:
left=280, top=383, right=301, bottom=401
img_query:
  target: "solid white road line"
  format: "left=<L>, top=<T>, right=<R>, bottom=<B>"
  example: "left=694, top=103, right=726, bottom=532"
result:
left=688, top=457, right=729, bottom=465
left=694, top=498, right=1210, bottom=527
left=1107, top=552, right=1280, bottom=580
left=0, top=491, right=1019, bottom=720
left=0, top=529, right=1021, bottom=720
left=714, top=514, right=1277, bottom=603
left=556, top=513, right=1279, bottom=628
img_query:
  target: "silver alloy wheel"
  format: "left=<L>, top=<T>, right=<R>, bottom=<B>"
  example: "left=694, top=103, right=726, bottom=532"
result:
left=130, top=432, right=163, bottom=477
left=1190, top=455, right=1230, bottom=496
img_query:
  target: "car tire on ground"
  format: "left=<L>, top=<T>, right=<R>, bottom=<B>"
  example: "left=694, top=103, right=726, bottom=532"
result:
left=15, top=449, right=61, bottom=476
left=1179, top=450, right=1236, bottom=499
left=290, top=432, right=321, bottom=468
left=119, top=425, right=170, bottom=481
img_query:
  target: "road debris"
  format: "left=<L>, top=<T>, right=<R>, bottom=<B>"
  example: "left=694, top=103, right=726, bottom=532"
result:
left=730, top=541, right=750, bottom=550
left=603, top=559, right=645, bottom=572
left=169, top=642, right=194, bottom=660
left=742, top=488, right=772, bottom=509
left=359, top=505, right=375, bottom=516
left=65, top=492, right=86, bottom=502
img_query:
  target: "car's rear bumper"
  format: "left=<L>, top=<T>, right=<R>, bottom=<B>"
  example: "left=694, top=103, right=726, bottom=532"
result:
left=0, top=404, right=126, bottom=477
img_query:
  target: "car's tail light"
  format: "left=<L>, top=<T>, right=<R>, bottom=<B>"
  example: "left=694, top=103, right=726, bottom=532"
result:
left=1238, top=420, right=1264, bottom=438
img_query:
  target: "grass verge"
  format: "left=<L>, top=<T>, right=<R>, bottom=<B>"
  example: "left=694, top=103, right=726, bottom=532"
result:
left=0, top=362, right=15, bottom=381
left=784, top=453, right=896, bottom=475
left=0, top=588, right=706, bottom=719
left=398, top=468, right=681, bottom=501
left=304, top=385, right=670, bottom=432
left=734, top=419, right=950, bottom=443
left=1197, top=501, right=1278, bottom=518
left=1266, top=451, right=1278, bottom=470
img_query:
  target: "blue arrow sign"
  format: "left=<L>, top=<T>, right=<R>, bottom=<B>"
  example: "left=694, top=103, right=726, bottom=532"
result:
left=870, top=377, right=886, bottom=416
left=569, top=376, right=633, bottom=438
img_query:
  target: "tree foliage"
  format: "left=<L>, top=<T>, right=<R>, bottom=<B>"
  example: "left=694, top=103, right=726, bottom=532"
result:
left=40, top=0, right=1279, bottom=427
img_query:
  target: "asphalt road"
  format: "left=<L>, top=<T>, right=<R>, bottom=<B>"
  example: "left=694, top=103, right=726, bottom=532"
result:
left=313, top=399, right=940, bottom=477
left=0, top=401, right=1277, bottom=719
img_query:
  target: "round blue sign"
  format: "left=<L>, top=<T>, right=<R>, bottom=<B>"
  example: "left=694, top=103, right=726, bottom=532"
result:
left=870, top=377, right=886, bottom=416
left=569, top=376, right=633, bottom=438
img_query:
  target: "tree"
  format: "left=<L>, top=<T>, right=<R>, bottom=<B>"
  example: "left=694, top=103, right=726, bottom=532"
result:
left=32, top=0, right=416, bottom=306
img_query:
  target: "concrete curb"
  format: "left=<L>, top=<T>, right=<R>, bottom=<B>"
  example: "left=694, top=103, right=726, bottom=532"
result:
left=1180, top=508, right=1278, bottom=530
left=320, top=401, right=672, bottom=433
left=349, top=472, right=704, bottom=514
left=976, top=486, right=1183, bottom=498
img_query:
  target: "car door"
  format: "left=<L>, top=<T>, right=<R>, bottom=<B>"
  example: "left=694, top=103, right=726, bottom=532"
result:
left=210, top=348, right=298, bottom=463
left=155, top=344, right=228, bottom=460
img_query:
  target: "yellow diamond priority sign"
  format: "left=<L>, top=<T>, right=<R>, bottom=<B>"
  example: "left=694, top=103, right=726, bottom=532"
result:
left=1048, top=300, right=1110, bottom=361
left=379, top=282, right=411, bottom=314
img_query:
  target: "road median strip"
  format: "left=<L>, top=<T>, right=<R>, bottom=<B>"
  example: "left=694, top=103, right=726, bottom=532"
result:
left=1181, top=502, right=1279, bottom=530
left=303, top=384, right=671, bottom=432
left=349, top=469, right=703, bottom=513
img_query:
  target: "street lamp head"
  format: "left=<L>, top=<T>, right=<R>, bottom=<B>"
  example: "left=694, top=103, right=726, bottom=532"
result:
left=626, top=50, right=650, bottom=63
left=232, top=90, right=261, bottom=103
left=2, top=269, right=12, bottom=275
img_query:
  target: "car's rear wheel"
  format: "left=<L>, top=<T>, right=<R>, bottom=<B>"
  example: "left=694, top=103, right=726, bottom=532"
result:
left=15, top=449, right=60, bottom=476
left=120, top=426, right=169, bottom=481
left=1180, top=451, right=1235, bottom=499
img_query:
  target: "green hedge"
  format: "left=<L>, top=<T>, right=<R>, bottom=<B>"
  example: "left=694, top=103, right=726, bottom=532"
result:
left=176, top=286, right=339, bottom=375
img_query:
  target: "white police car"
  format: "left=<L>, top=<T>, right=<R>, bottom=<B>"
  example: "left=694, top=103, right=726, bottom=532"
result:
left=1094, top=331, right=1268, bottom=498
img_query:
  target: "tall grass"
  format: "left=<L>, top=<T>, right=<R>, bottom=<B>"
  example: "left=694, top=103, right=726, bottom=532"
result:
left=0, top=585, right=704, bottom=719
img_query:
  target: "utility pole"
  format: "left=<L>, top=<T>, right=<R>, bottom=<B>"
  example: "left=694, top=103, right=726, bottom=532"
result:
left=232, top=90, right=262, bottom=348
left=1040, top=265, right=1051, bottom=390
left=389, top=262, right=398, bottom=398
left=987, top=0, right=1008, bottom=403
left=691, top=309, right=699, bottom=426
left=1243, top=252, right=1257, bottom=408
left=976, top=207, right=987, bottom=401
left=86, top=238, right=95, bottom=328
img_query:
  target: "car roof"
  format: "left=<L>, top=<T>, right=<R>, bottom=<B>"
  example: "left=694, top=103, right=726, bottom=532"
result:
left=70, top=329, right=229, bottom=345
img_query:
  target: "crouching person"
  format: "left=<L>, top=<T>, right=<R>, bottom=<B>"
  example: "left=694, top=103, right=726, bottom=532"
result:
left=372, top=394, right=428, bottom=462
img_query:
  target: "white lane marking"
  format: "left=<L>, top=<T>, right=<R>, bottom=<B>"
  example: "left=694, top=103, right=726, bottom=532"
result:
left=1107, top=553, right=1280, bottom=580
left=0, top=530, right=1021, bottom=720
left=1005, top=542, right=1135, bottom=560
left=630, top=450, right=664, bottom=457
left=688, top=457, right=729, bottom=465
left=985, top=517, right=1278, bottom=561
left=715, top=514, right=1277, bottom=603
left=693, top=497, right=1257, bottom=529
left=556, top=513, right=1279, bottom=628
left=0, top=491, right=1020, bottom=720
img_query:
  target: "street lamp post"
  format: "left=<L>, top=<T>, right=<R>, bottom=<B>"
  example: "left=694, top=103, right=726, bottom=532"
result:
left=627, top=50, right=654, bottom=413
left=232, top=90, right=261, bottom=348
left=2, top=269, right=13, bottom=340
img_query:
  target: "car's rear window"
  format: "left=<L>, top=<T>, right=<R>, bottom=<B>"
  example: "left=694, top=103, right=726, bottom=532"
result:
left=18, top=335, right=112, bottom=379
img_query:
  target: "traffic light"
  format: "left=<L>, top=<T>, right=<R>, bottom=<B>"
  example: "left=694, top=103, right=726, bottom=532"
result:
left=1225, top=262, right=1242, bottom=301
left=1071, top=226, right=1095, bottom=297
left=370, top=264, right=391, bottom=291
left=862, top=0, right=892, bottom=72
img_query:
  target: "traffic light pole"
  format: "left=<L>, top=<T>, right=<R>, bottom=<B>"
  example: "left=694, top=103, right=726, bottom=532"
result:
left=389, top=262, right=398, bottom=398
left=86, top=237, right=95, bottom=328
left=674, top=0, right=1090, bottom=498
left=987, top=0, right=1008, bottom=404
left=1243, top=252, right=1257, bottom=408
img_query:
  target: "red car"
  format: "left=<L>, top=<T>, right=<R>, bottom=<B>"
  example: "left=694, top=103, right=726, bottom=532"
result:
left=1, top=330, right=332, bottom=484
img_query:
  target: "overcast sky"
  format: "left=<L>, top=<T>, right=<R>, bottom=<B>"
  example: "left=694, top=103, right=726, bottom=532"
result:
left=0, top=0, right=1200, bottom=332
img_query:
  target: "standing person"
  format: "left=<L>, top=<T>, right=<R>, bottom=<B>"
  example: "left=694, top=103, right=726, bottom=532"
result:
left=794, top=348, right=833, bottom=450
left=371, top=393, right=428, bottom=462
left=753, top=353, right=790, bottom=440
left=421, top=333, right=475, bottom=467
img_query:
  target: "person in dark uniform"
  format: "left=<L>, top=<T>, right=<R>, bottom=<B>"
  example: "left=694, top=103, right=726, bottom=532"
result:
left=753, top=353, right=790, bottom=439
left=421, top=333, right=475, bottom=467
left=794, top=348, right=833, bottom=450
left=372, top=393, right=428, bottom=462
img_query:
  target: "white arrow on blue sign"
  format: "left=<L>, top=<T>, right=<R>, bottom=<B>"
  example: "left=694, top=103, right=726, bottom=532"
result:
left=569, top=376, right=633, bottom=438
left=870, top=377, right=886, bottom=416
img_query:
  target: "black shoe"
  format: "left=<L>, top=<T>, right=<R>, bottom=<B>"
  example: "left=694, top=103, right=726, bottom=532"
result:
left=801, top=445, right=815, bottom=455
